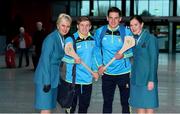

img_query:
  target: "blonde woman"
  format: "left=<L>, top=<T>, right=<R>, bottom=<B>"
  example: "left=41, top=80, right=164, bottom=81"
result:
left=34, top=13, right=72, bottom=114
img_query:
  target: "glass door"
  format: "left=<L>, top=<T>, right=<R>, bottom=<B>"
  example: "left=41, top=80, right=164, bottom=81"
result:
left=151, top=25, right=169, bottom=52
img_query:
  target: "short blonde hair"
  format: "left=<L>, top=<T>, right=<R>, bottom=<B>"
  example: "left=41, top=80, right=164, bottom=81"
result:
left=56, top=13, right=72, bottom=25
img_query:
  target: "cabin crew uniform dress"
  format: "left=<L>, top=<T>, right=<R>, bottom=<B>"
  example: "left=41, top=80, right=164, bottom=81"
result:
left=34, top=30, right=65, bottom=110
left=129, top=29, right=159, bottom=108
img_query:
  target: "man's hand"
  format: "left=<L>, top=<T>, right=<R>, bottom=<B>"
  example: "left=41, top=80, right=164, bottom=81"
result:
left=98, top=65, right=105, bottom=75
left=114, top=53, right=124, bottom=60
left=43, top=84, right=51, bottom=93
left=74, top=57, right=81, bottom=64
left=92, top=72, right=99, bottom=81
left=147, top=81, right=154, bottom=91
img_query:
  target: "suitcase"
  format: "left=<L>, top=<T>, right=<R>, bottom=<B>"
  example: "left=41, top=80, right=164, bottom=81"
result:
left=5, top=44, right=16, bottom=68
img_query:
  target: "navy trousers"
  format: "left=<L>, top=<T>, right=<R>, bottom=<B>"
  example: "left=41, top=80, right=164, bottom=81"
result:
left=70, top=84, right=92, bottom=113
left=102, top=73, right=130, bottom=113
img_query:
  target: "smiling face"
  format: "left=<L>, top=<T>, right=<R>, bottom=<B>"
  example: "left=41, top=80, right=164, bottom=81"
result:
left=107, top=12, right=121, bottom=29
left=57, top=18, right=71, bottom=36
left=77, top=20, right=91, bottom=36
left=130, top=18, right=144, bottom=35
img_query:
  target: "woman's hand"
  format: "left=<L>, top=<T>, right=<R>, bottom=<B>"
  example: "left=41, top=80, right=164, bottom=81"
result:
left=43, top=84, right=51, bottom=93
left=147, top=81, right=154, bottom=91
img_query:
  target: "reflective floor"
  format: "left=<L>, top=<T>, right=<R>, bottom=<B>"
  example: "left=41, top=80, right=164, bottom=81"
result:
left=0, top=53, right=180, bottom=113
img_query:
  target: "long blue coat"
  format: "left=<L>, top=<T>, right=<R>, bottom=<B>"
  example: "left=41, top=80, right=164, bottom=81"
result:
left=34, top=30, right=65, bottom=88
left=131, top=29, right=159, bottom=86
left=129, top=29, right=159, bottom=108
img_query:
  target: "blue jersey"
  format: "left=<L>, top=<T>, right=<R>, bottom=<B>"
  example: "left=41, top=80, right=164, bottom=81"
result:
left=94, top=25, right=133, bottom=75
left=62, top=32, right=96, bottom=84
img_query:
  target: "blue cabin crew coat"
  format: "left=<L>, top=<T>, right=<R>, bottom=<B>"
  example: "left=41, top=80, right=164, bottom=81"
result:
left=34, top=30, right=65, bottom=88
left=131, top=29, right=159, bottom=86
left=129, top=29, right=159, bottom=108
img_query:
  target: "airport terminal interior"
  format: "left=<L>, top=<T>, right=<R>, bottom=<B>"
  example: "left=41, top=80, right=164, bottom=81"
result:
left=0, top=53, right=180, bottom=113
left=0, top=0, right=180, bottom=113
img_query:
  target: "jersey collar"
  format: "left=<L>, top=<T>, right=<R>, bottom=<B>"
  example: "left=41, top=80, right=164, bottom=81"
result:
left=107, top=25, right=119, bottom=32
left=77, top=31, right=91, bottom=40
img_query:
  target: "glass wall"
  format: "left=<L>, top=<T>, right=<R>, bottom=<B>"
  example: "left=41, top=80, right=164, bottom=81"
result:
left=81, top=1, right=90, bottom=16
left=152, top=25, right=169, bottom=50
left=80, top=0, right=170, bottom=16
left=177, top=0, right=180, bottom=16
left=134, top=0, right=169, bottom=16
left=70, top=1, right=80, bottom=16
left=80, top=0, right=133, bottom=16
left=93, top=0, right=121, bottom=16
left=67, top=0, right=178, bottom=52
left=126, top=0, right=130, bottom=16
left=81, top=0, right=132, bottom=16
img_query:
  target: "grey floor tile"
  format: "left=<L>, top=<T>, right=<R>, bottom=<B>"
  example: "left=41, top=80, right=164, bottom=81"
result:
left=0, top=53, right=180, bottom=113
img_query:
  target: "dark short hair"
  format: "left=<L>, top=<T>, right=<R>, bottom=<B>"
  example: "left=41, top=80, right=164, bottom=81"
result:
left=77, top=16, right=91, bottom=25
left=107, top=7, right=122, bottom=17
left=130, top=15, right=144, bottom=24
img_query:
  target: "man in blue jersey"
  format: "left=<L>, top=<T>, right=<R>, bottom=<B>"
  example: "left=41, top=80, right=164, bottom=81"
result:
left=62, top=16, right=99, bottom=113
left=94, top=7, right=133, bottom=113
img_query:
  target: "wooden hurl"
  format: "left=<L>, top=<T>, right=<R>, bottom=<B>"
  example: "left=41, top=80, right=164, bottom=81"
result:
left=64, top=43, right=95, bottom=75
left=104, top=36, right=135, bottom=70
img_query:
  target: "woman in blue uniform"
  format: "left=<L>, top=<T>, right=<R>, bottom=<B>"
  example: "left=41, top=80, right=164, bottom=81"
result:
left=34, top=13, right=72, bottom=114
left=129, top=15, right=159, bottom=114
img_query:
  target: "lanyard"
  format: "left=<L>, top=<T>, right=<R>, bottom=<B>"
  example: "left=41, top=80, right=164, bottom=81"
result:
left=58, top=32, right=64, bottom=49
left=136, top=30, right=145, bottom=45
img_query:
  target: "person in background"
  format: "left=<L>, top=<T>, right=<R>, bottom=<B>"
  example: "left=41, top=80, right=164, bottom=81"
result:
left=34, top=13, right=72, bottom=114
left=12, top=26, right=32, bottom=68
left=62, top=16, right=99, bottom=113
left=129, top=15, right=159, bottom=114
left=32, top=21, right=47, bottom=70
left=94, top=7, right=133, bottom=113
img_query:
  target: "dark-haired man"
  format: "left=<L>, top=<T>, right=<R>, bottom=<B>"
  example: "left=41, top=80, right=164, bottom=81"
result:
left=94, top=7, right=133, bottom=113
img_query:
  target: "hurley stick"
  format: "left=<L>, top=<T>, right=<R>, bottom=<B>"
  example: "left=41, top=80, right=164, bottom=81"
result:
left=65, top=43, right=95, bottom=75
left=103, top=36, right=135, bottom=70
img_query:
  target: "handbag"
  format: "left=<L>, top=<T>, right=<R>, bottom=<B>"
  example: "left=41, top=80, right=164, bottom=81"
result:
left=57, top=35, right=77, bottom=109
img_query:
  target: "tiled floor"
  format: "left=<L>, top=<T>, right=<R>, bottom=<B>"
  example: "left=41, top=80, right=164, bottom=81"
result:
left=0, top=53, right=180, bottom=113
